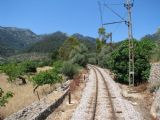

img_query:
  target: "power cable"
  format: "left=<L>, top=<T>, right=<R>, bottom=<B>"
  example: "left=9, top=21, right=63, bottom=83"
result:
left=98, top=1, right=104, bottom=27
left=103, top=3, right=126, bottom=21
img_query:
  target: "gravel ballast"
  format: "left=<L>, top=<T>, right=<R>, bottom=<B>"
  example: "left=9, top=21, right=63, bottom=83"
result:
left=71, top=66, right=143, bottom=120
left=71, top=68, right=97, bottom=120
left=98, top=67, right=143, bottom=120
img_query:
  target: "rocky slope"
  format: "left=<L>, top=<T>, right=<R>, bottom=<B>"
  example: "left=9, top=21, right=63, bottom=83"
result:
left=0, top=26, right=41, bottom=56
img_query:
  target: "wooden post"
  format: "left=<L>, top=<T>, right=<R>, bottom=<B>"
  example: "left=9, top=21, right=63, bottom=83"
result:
left=36, top=91, right=40, bottom=101
left=68, top=89, right=71, bottom=104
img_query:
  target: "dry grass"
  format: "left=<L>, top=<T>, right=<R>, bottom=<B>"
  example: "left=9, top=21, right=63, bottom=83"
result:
left=0, top=73, right=58, bottom=119
left=36, top=66, right=53, bottom=73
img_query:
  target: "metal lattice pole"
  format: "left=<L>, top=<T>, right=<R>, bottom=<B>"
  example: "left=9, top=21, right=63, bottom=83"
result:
left=124, top=0, right=134, bottom=86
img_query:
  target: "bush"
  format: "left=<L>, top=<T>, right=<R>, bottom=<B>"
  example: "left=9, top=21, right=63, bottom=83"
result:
left=36, top=60, right=53, bottom=67
left=61, top=62, right=78, bottom=79
left=69, top=43, right=88, bottom=67
left=59, top=37, right=80, bottom=60
left=20, top=61, right=38, bottom=73
left=106, top=39, right=154, bottom=85
left=71, top=53, right=87, bottom=67
left=88, top=57, right=97, bottom=65
left=1, top=63, right=22, bottom=82
left=0, top=87, right=13, bottom=107
left=97, top=46, right=113, bottom=68
left=32, top=70, right=62, bottom=92
left=52, top=60, right=63, bottom=73
left=1, top=61, right=38, bottom=82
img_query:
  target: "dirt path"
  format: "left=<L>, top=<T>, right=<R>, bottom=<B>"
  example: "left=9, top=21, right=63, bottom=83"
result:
left=120, top=84, right=153, bottom=120
left=46, top=71, right=86, bottom=120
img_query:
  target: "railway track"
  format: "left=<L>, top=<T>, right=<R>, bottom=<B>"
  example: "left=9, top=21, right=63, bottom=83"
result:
left=91, top=65, right=117, bottom=120
left=71, top=65, right=117, bottom=120
left=71, top=65, right=143, bottom=120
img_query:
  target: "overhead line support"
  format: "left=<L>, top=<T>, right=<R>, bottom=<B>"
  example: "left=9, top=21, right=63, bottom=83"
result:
left=124, top=0, right=135, bottom=87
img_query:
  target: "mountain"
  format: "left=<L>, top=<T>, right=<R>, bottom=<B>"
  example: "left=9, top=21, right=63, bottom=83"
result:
left=25, top=31, right=68, bottom=53
left=72, top=33, right=96, bottom=51
left=0, top=26, right=41, bottom=56
left=0, top=26, right=96, bottom=58
left=141, top=28, right=160, bottom=62
left=72, top=33, right=96, bottom=42
left=25, top=32, right=96, bottom=53
left=142, top=28, right=160, bottom=44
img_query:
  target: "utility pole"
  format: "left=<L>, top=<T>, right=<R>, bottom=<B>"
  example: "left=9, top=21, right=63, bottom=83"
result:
left=124, top=0, right=134, bottom=86
left=99, top=0, right=135, bottom=86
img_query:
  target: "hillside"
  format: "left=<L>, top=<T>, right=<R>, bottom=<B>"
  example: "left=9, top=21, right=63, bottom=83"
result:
left=0, top=26, right=41, bottom=56
left=141, top=28, right=160, bottom=62
left=25, top=32, right=96, bottom=53
left=72, top=33, right=96, bottom=51
left=142, top=28, right=160, bottom=44
left=25, top=31, right=68, bottom=53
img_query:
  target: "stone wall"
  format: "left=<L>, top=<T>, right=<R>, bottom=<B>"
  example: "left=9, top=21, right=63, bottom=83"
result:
left=4, top=89, right=69, bottom=120
left=149, top=63, right=160, bottom=119
left=149, top=63, right=160, bottom=86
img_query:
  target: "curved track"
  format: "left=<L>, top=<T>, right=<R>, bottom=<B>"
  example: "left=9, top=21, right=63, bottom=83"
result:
left=91, top=65, right=117, bottom=120
left=72, top=65, right=143, bottom=120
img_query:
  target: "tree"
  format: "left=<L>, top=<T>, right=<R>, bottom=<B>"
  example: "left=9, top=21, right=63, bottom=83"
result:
left=51, top=50, right=59, bottom=60
left=1, top=61, right=38, bottom=84
left=97, top=45, right=113, bottom=67
left=32, top=70, right=62, bottom=92
left=106, top=39, right=154, bottom=85
left=59, top=37, right=80, bottom=60
left=69, top=43, right=88, bottom=67
left=96, top=38, right=103, bottom=53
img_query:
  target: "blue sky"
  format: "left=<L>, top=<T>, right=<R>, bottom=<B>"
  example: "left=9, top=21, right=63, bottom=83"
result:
left=0, top=0, right=160, bottom=42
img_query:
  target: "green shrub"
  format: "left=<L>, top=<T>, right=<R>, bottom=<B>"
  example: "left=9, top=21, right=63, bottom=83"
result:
left=0, top=87, right=13, bottom=107
left=61, top=62, right=78, bottom=79
left=69, top=43, right=88, bottom=67
left=32, top=70, right=62, bottom=92
left=88, top=57, right=97, bottom=65
left=97, top=46, right=113, bottom=68
left=20, top=61, right=38, bottom=73
left=106, top=39, right=154, bottom=84
left=52, top=60, right=63, bottom=73
left=1, top=61, right=38, bottom=83
left=1, top=63, right=22, bottom=82
left=59, top=37, right=80, bottom=60
left=71, top=53, right=87, bottom=67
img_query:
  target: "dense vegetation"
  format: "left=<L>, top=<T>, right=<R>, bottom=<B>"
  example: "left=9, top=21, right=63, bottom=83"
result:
left=102, top=40, right=154, bottom=84
left=25, top=32, right=67, bottom=53
left=32, top=70, right=62, bottom=92
left=142, top=28, right=160, bottom=62
left=0, top=61, right=39, bottom=84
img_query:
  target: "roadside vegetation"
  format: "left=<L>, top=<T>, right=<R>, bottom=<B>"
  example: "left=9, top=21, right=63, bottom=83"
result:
left=0, top=88, right=13, bottom=107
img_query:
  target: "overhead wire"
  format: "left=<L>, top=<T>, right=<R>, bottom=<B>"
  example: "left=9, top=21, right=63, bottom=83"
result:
left=99, top=1, right=127, bottom=43
left=98, top=1, right=104, bottom=28
left=103, top=3, right=126, bottom=21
